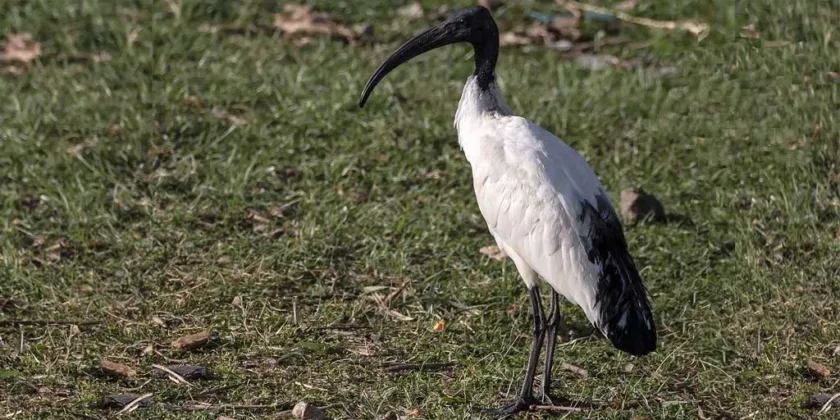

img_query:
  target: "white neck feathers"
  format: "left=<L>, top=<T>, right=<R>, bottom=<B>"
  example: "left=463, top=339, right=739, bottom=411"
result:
left=454, top=76, right=511, bottom=133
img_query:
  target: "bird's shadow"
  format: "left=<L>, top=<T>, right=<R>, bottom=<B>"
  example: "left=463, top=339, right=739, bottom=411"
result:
left=474, top=395, right=618, bottom=419
left=629, top=212, right=694, bottom=228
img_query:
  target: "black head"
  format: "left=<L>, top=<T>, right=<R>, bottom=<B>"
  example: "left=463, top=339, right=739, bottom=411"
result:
left=358, top=6, right=499, bottom=108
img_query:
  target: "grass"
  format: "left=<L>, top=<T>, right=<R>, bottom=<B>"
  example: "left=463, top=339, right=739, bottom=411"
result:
left=1, top=0, right=839, bottom=418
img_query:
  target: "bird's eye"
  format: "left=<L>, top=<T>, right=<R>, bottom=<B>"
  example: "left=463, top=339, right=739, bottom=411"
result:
left=458, top=18, right=467, bottom=26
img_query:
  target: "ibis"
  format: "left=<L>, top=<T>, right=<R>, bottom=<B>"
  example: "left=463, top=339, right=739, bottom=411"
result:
left=359, top=6, right=656, bottom=416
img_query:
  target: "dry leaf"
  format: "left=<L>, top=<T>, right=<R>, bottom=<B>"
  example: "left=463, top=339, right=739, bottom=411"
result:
left=351, top=346, right=375, bottom=356
left=433, top=319, right=445, bottom=332
left=0, top=33, right=41, bottom=64
left=740, top=24, right=760, bottom=39
left=99, top=394, right=152, bottom=410
left=480, top=244, right=507, bottom=260
left=212, top=107, right=247, bottom=126
left=274, top=4, right=361, bottom=44
left=171, top=330, right=212, bottom=350
left=232, top=296, right=242, bottom=307
left=397, top=2, right=424, bottom=19
left=152, top=364, right=211, bottom=380
left=807, top=359, right=831, bottom=378
left=141, top=343, right=154, bottom=356
left=151, top=315, right=166, bottom=327
left=246, top=208, right=271, bottom=224
left=832, top=345, right=840, bottom=356
left=100, top=360, right=137, bottom=378
left=66, top=139, right=96, bottom=157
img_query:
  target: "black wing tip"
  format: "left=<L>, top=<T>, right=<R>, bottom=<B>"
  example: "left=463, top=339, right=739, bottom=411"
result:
left=604, top=311, right=657, bottom=356
left=611, top=331, right=657, bottom=356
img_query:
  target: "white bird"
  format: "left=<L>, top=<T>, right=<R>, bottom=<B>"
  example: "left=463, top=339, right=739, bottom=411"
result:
left=359, top=6, right=656, bottom=417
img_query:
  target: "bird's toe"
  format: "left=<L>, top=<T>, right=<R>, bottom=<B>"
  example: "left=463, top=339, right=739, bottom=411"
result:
left=480, top=397, right=537, bottom=419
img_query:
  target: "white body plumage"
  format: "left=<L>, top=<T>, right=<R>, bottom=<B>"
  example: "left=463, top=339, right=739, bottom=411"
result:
left=358, top=8, right=655, bottom=408
left=455, top=77, right=655, bottom=354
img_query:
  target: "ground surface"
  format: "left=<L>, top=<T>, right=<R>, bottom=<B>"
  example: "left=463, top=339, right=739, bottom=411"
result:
left=1, top=0, right=839, bottom=419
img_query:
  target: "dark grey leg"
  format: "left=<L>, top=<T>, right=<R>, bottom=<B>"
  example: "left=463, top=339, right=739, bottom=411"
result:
left=541, top=290, right=562, bottom=402
left=492, top=285, right=546, bottom=417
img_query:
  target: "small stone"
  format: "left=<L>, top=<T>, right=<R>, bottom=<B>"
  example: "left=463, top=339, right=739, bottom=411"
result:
left=620, top=187, right=666, bottom=224
left=171, top=330, right=213, bottom=350
left=292, top=402, right=325, bottom=420
left=801, top=393, right=840, bottom=409
left=152, top=365, right=212, bottom=380
left=100, top=360, right=137, bottom=378
left=623, top=363, right=634, bottom=373
left=807, top=359, right=831, bottom=378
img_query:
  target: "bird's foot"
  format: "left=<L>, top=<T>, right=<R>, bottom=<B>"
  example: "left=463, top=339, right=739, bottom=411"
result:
left=482, top=396, right=539, bottom=419
left=537, top=390, right=570, bottom=406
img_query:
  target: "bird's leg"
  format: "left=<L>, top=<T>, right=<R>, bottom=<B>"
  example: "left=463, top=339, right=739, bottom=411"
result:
left=493, top=285, right=546, bottom=417
left=541, top=290, right=563, bottom=404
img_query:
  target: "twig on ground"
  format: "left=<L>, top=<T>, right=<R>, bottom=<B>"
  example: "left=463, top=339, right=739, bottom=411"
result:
left=383, top=362, right=456, bottom=373
left=558, top=0, right=710, bottom=40
left=820, top=393, right=840, bottom=414
left=530, top=404, right=586, bottom=413
left=0, top=320, right=102, bottom=327
left=383, top=278, right=411, bottom=306
left=163, top=403, right=286, bottom=412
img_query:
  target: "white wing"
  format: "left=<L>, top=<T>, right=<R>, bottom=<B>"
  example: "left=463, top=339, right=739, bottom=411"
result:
left=468, top=116, right=655, bottom=355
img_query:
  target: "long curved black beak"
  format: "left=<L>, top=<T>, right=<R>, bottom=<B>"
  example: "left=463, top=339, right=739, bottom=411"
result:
left=358, top=23, right=466, bottom=108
